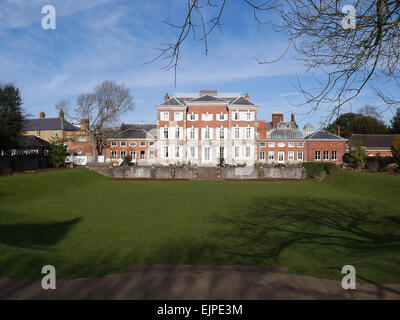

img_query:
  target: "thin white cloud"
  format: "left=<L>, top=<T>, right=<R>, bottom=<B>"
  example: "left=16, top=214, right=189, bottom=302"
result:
left=41, top=74, right=69, bottom=90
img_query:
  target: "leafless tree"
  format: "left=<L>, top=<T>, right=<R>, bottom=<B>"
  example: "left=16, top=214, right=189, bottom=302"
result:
left=358, top=104, right=383, bottom=119
left=55, top=81, right=135, bottom=160
left=153, top=0, right=400, bottom=123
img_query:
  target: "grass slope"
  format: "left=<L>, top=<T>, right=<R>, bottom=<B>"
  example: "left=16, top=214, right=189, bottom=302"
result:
left=0, top=169, right=399, bottom=283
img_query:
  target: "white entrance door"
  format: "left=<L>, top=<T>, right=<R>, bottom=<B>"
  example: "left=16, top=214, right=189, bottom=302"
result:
left=278, top=151, right=285, bottom=163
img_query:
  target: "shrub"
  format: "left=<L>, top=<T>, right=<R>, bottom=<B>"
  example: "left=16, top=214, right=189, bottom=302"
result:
left=48, top=138, right=69, bottom=168
left=302, top=162, right=338, bottom=179
left=392, top=136, right=400, bottom=166
left=349, top=141, right=366, bottom=169
left=122, top=156, right=132, bottom=166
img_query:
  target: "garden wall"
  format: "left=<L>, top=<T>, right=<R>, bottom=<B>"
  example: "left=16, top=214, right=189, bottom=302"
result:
left=88, top=164, right=306, bottom=180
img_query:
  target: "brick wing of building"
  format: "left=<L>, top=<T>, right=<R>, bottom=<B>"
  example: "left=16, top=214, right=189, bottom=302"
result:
left=257, top=111, right=346, bottom=163
left=105, top=124, right=157, bottom=165
left=348, top=134, right=400, bottom=157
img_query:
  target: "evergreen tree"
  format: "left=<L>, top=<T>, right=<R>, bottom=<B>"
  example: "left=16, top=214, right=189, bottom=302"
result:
left=0, top=84, right=24, bottom=153
left=390, top=109, right=400, bottom=134
left=48, top=138, right=69, bottom=168
left=326, top=112, right=388, bottom=138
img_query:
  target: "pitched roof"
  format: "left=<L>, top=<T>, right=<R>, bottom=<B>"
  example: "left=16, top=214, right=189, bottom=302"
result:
left=187, top=94, right=227, bottom=103
left=112, top=128, right=153, bottom=139
left=349, top=134, right=400, bottom=148
left=160, top=97, right=183, bottom=106
left=230, top=96, right=255, bottom=106
left=21, top=136, right=51, bottom=148
left=24, top=118, right=78, bottom=131
left=305, top=130, right=345, bottom=140
left=121, top=124, right=157, bottom=132
left=268, top=129, right=303, bottom=140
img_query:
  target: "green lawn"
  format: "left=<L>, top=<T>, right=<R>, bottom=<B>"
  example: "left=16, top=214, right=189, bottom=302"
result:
left=0, top=169, right=399, bottom=283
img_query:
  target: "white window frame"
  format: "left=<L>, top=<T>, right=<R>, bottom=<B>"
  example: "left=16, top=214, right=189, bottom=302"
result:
left=259, top=142, right=266, bottom=147
left=288, top=142, right=295, bottom=148
left=188, top=113, right=196, bottom=121
left=288, top=151, right=295, bottom=161
left=268, top=151, right=275, bottom=160
left=323, top=150, right=329, bottom=161
left=245, top=146, right=251, bottom=158
left=120, top=150, right=126, bottom=159
left=111, top=141, right=117, bottom=147
left=217, top=113, right=226, bottom=121
left=163, top=127, right=169, bottom=139
left=111, top=150, right=117, bottom=158
left=164, top=146, right=169, bottom=158
left=260, top=151, right=266, bottom=160
left=174, top=112, right=183, bottom=121
left=332, top=150, right=338, bottom=161
left=297, top=142, right=304, bottom=148
left=189, top=127, right=196, bottom=140
left=297, top=151, right=304, bottom=161
left=204, top=127, right=211, bottom=140
left=204, top=147, right=211, bottom=161
left=234, top=146, right=240, bottom=158
left=140, top=150, right=146, bottom=160
left=219, top=127, right=225, bottom=140
left=161, top=112, right=169, bottom=121
left=268, top=142, right=275, bottom=148
left=234, top=127, right=240, bottom=139
left=189, top=147, right=196, bottom=159
left=120, top=141, right=126, bottom=147
left=175, top=127, right=180, bottom=139
left=315, top=151, right=321, bottom=161
left=202, top=113, right=213, bottom=121
left=278, top=151, right=285, bottom=163
left=130, top=150, right=136, bottom=160
left=140, top=141, right=146, bottom=146
left=246, top=127, right=252, bottom=139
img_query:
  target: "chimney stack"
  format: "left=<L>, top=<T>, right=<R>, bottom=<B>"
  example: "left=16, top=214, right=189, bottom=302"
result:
left=245, top=93, right=250, bottom=100
left=59, top=109, right=64, bottom=119
left=272, top=111, right=284, bottom=128
left=164, top=93, right=169, bottom=101
left=80, top=119, right=89, bottom=131
left=291, top=111, right=295, bottom=122
left=337, top=125, right=341, bottom=137
left=40, top=112, right=45, bottom=119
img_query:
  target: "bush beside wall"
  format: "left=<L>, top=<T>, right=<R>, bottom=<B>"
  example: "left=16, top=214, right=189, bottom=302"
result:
left=302, top=162, right=338, bottom=179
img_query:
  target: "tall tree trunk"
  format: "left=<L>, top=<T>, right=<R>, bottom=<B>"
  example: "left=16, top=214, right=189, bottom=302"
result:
left=90, top=133, right=97, bottom=163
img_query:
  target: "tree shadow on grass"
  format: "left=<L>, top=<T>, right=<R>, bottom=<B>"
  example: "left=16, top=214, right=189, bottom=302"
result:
left=0, top=217, right=81, bottom=249
left=210, top=197, right=400, bottom=284
left=146, top=197, right=400, bottom=285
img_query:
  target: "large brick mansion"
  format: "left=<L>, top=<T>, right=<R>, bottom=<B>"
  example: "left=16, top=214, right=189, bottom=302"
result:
left=23, top=90, right=347, bottom=166
left=106, top=90, right=347, bottom=166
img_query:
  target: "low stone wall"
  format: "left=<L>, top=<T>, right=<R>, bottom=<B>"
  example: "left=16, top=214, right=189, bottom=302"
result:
left=221, top=167, right=259, bottom=180
left=261, top=167, right=306, bottom=179
left=88, top=163, right=306, bottom=180
left=155, top=167, right=194, bottom=179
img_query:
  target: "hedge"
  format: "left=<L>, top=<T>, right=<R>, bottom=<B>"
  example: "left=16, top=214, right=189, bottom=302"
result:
left=302, top=162, right=338, bottom=179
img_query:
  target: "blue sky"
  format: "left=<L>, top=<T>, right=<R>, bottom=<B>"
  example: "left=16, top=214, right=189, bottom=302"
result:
left=0, top=0, right=396, bottom=129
